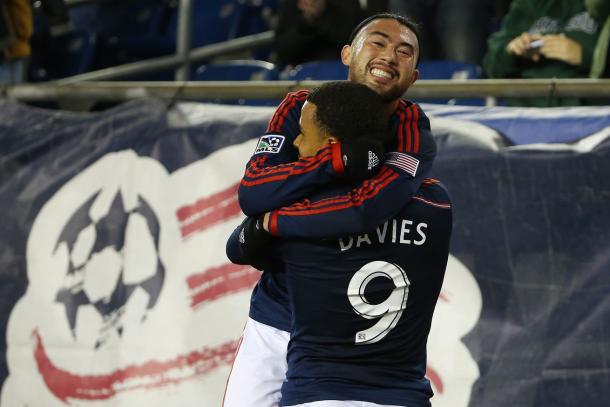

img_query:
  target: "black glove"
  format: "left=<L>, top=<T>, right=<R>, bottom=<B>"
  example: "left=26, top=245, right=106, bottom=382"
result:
left=237, top=216, right=271, bottom=260
left=340, top=138, right=385, bottom=182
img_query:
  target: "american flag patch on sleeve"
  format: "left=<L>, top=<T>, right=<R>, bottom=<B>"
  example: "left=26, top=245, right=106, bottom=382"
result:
left=385, top=152, right=420, bottom=176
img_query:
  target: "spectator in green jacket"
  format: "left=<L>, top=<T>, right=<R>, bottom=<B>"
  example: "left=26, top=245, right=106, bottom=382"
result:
left=483, top=0, right=599, bottom=106
left=586, top=0, right=610, bottom=78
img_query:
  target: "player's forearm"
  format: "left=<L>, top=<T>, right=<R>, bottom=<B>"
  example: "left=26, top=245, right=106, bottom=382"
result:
left=238, top=144, right=343, bottom=215
left=267, top=162, right=431, bottom=238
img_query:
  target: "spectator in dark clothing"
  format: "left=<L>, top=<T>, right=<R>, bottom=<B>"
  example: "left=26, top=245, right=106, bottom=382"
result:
left=362, top=0, right=390, bottom=16
left=388, top=0, right=492, bottom=65
left=38, top=0, right=71, bottom=36
left=273, top=0, right=365, bottom=68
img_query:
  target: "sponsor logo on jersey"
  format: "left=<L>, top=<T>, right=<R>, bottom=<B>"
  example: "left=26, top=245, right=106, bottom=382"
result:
left=254, top=135, right=285, bottom=154
left=367, top=150, right=380, bottom=170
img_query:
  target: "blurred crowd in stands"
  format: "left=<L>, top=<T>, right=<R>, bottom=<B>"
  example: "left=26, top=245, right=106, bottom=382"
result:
left=0, top=0, right=609, bottom=106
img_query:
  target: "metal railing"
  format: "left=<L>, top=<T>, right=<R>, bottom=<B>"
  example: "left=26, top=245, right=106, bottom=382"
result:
left=5, top=79, right=610, bottom=102
left=54, top=31, right=275, bottom=84
left=55, top=0, right=272, bottom=83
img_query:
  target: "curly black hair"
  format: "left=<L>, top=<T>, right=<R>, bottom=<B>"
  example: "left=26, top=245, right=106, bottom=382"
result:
left=306, top=81, right=389, bottom=144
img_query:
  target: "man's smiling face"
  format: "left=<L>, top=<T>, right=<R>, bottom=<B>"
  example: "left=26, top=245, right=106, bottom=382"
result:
left=342, top=18, right=420, bottom=102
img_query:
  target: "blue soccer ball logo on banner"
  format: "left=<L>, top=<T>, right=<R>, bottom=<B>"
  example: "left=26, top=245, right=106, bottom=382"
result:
left=54, top=190, right=165, bottom=348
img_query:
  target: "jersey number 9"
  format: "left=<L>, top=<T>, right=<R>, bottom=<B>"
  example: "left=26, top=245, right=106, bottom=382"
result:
left=347, top=261, right=410, bottom=345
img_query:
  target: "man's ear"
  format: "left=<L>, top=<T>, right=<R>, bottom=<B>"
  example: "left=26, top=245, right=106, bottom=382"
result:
left=411, top=69, right=420, bottom=85
left=340, top=45, right=352, bottom=66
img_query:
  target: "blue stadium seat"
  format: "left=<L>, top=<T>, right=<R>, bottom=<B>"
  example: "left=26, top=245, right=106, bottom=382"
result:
left=417, top=60, right=485, bottom=106
left=232, top=0, right=280, bottom=60
left=416, top=60, right=483, bottom=105
left=87, top=0, right=174, bottom=73
left=417, top=60, right=482, bottom=80
left=167, top=0, right=243, bottom=48
left=233, top=0, right=279, bottom=37
left=281, top=60, right=348, bottom=81
left=192, top=60, right=279, bottom=81
left=98, top=0, right=246, bottom=79
left=193, top=60, right=279, bottom=105
left=69, top=0, right=279, bottom=80
left=29, top=30, right=96, bottom=81
left=70, top=0, right=167, bottom=37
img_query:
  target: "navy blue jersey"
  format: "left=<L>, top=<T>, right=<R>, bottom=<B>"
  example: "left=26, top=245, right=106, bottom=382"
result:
left=235, top=90, right=437, bottom=332
left=239, top=90, right=437, bottom=238
left=278, top=179, right=452, bottom=407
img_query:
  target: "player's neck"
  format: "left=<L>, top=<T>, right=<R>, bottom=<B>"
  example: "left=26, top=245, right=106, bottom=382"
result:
left=386, top=99, right=401, bottom=116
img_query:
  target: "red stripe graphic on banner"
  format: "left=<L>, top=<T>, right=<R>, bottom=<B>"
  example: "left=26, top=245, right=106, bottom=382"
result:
left=187, top=263, right=261, bottom=309
left=33, top=329, right=238, bottom=402
left=176, top=183, right=241, bottom=238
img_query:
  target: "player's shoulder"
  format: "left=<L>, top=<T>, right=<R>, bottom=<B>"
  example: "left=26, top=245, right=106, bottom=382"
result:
left=414, top=178, right=451, bottom=209
left=395, top=99, right=428, bottom=116
left=284, top=89, right=310, bottom=102
left=392, top=99, right=431, bottom=132
left=267, top=89, right=310, bottom=133
left=275, top=89, right=310, bottom=114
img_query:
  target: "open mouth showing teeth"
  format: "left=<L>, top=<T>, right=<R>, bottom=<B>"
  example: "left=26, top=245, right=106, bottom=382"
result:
left=370, top=68, right=394, bottom=79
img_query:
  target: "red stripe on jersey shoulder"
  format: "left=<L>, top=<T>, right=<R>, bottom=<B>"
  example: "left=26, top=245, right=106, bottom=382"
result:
left=267, top=90, right=309, bottom=133
left=405, top=104, right=413, bottom=152
left=395, top=100, right=421, bottom=153
left=395, top=100, right=405, bottom=152
left=412, top=196, right=451, bottom=209
left=412, top=104, right=420, bottom=153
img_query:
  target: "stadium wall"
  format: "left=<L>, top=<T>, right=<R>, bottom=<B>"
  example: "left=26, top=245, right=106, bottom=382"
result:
left=0, top=99, right=608, bottom=406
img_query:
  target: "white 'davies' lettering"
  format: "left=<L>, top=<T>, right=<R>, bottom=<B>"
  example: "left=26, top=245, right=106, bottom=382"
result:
left=338, top=219, right=428, bottom=251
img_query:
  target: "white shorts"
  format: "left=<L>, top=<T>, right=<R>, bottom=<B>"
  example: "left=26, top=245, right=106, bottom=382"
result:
left=223, top=317, right=290, bottom=407
left=289, top=401, right=405, bottom=407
